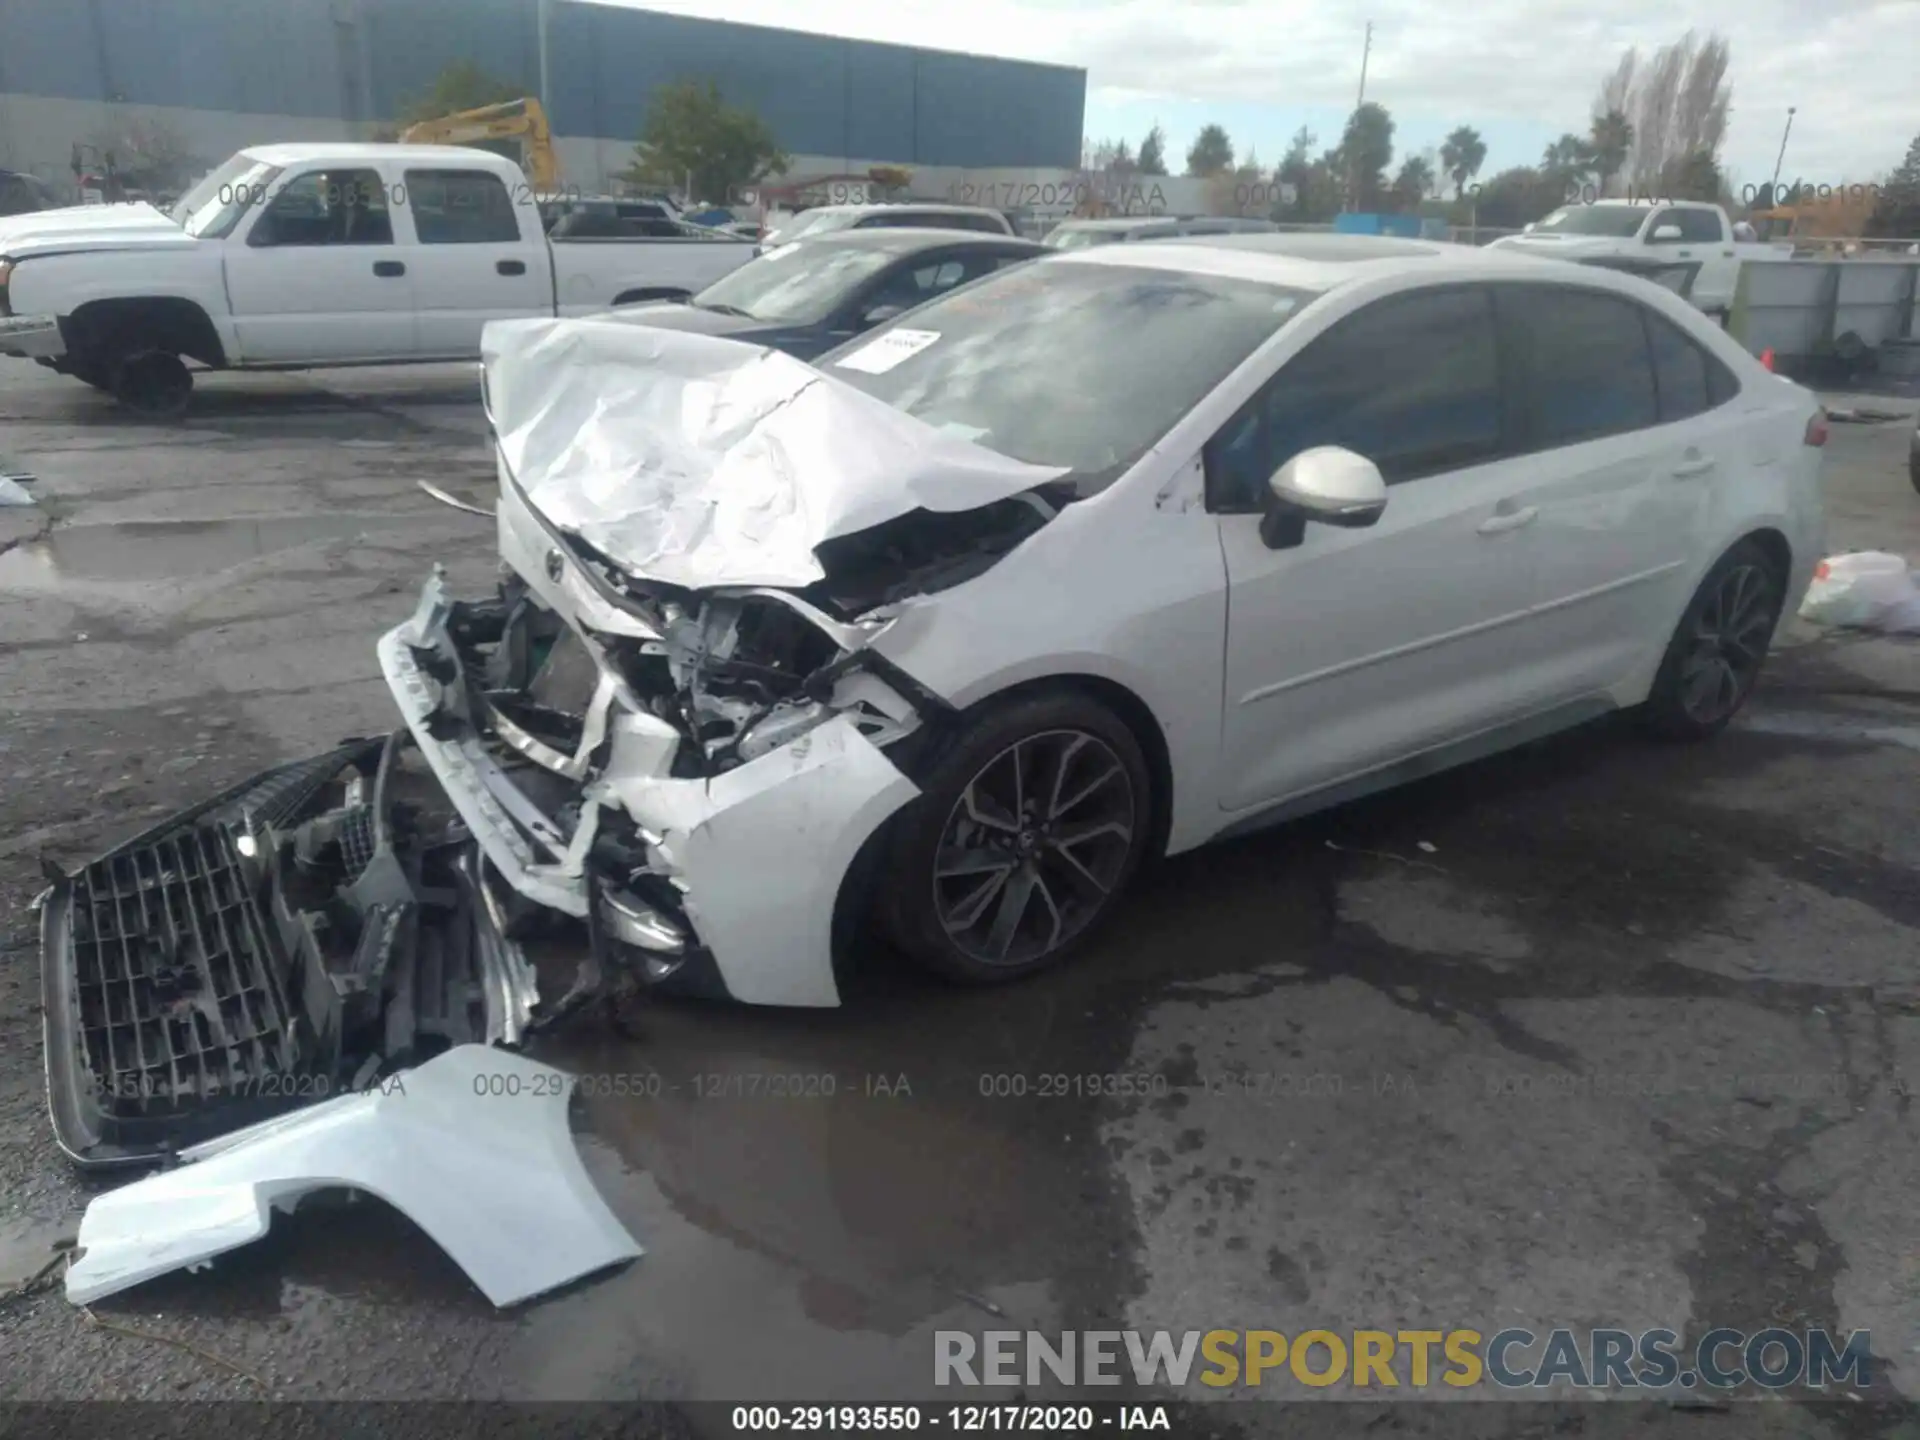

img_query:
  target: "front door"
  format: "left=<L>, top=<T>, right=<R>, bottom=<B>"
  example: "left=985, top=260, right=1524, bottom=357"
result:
left=1213, top=285, right=1559, bottom=812
left=223, top=166, right=416, bottom=364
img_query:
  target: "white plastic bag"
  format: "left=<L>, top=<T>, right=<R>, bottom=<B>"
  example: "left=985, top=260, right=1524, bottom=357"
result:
left=1798, top=552, right=1920, bottom=632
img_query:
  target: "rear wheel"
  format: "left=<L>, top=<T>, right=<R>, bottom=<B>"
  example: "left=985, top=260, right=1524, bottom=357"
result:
left=877, top=690, right=1153, bottom=984
left=1640, top=539, right=1785, bottom=739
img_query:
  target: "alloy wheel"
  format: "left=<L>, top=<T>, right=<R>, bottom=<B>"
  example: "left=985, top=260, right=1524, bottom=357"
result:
left=931, top=729, right=1136, bottom=967
left=1678, top=562, right=1777, bottom=726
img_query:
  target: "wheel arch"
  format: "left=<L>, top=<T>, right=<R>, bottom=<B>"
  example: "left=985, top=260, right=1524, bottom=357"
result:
left=65, top=296, right=227, bottom=369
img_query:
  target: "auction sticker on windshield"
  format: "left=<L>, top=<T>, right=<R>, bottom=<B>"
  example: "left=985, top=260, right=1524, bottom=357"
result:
left=835, top=328, right=941, bottom=375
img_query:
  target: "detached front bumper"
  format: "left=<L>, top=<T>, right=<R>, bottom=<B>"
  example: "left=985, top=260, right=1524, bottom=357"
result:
left=0, top=314, right=65, bottom=361
left=378, top=571, right=920, bottom=1008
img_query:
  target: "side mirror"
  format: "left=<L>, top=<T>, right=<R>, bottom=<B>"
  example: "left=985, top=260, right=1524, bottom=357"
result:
left=860, top=302, right=907, bottom=328
left=1650, top=224, right=1683, bottom=242
left=1260, top=447, right=1387, bottom=550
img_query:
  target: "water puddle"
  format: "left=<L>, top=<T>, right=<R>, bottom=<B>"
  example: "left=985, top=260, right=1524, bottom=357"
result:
left=1741, top=708, right=1920, bottom=754
left=0, top=514, right=422, bottom=592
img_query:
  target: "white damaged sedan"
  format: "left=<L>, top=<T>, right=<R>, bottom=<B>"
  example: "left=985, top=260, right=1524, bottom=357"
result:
left=384, top=236, right=1826, bottom=1007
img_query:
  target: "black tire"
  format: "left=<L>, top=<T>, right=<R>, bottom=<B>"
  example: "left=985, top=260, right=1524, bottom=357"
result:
left=1908, top=441, right=1919, bottom=496
left=876, top=688, right=1153, bottom=984
left=1640, top=539, right=1786, bottom=740
left=108, top=350, right=193, bottom=418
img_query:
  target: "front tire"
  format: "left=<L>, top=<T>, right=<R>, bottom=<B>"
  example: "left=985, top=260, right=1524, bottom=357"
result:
left=108, top=350, right=193, bottom=418
left=1640, top=539, right=1785, bottom=740
left=877, top=690, right=1153, bottom=984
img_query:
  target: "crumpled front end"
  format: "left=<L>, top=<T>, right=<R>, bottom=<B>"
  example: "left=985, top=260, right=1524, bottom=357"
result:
left=378, top=553, right=930, bottom=1009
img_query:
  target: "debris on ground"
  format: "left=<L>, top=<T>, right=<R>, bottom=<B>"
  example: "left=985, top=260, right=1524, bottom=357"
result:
left=0, top=475, right=32, bottom=505
left=64, top=1045, right=641, bottom=1310
left=1798, top=552, right=1920, bottom=633
left=40, top=733, right=543, bottom=1168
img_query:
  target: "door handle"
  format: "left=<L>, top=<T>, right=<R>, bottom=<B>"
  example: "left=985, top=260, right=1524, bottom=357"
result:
left=1672, top=457, right=1716, bottom=478
left=373, top=260, right=406, bottom=277
left=1722, top=249, right=1735, bottom=257
left=1477, top=505, right=1538, bottom=535
left=497, top=259, right=527, bottom=276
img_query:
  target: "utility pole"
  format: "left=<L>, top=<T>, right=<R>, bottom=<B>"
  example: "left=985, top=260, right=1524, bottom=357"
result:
left=1348, top=21, right=1372, bottom=212
left=1768, top=106, right=1797, bottom=204
left=537, top=0, right=553, bottom=113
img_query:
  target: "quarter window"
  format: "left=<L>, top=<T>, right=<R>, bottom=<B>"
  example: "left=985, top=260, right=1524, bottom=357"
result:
left=1502, top=287, right=1657, bottom=447
left=405, top=169, right=520, bottom=244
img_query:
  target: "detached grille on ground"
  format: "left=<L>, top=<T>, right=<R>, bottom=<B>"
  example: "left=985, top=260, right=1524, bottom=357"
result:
left=71, top=822, right=301, bottom=1119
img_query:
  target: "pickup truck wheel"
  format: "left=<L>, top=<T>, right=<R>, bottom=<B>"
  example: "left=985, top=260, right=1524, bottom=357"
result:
left=109, top=350, right=193, bottom=418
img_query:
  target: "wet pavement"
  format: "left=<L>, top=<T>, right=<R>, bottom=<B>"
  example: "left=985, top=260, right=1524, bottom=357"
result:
left=0, top=363, right=1917, bottom=1428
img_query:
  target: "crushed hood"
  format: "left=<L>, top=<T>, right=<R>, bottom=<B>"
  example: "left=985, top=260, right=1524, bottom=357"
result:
left=0, top=202, right=189, bottom=261
left=481, top=316, right=1067, bottom=590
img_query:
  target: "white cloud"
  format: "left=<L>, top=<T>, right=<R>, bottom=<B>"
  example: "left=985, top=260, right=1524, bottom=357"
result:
left=603, top=0, right=1919, bottom=180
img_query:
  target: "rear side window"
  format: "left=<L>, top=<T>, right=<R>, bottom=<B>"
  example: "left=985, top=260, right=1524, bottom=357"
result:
left=406, top=169, right=520, bottom=244
left=1642, top=309, right=1746, bottom=422
left=1677, top=208, right=1723, bottom=243
left=1502, top=287, right=1657, bottom=447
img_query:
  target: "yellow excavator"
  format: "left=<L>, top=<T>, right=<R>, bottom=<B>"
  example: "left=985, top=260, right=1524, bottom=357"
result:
left=399, top=97, right=560, bottom=191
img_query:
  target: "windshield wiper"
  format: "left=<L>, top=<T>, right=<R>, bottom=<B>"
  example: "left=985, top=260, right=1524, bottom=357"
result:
left=696, top=301, right=756, bottom=318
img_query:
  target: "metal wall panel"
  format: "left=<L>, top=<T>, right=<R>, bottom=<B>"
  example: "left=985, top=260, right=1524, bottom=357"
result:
left=0, top=0, right=1086, bottom=167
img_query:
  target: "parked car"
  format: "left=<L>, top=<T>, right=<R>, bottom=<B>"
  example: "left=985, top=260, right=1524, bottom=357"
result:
left=1486, top=199, right=1790, bottom=319
left=1044, top=215, right=1280, bottom=249
left=758, top=203, right=1015, bottom=250
left=378, top=234, right=1825, bottom=1008
left=0, top=169, right=61, bottom=217
left=606, top=227, right=1046, bottom=361
left=0, top=144, right=756, bottom=415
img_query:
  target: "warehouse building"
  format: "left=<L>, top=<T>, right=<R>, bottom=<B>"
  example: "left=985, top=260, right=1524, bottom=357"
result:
left=0, top=0, right=1086, bottom=200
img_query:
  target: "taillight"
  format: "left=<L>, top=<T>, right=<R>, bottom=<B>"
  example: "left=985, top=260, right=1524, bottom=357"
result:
left=1803, top=412, right=1829, bottom=447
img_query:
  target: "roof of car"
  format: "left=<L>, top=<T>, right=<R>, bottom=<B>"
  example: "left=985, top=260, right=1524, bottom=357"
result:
left=1057, top=232, right=1616, bottom=291
left=789, top=226, right=1045, bottom=255
left=240, top=142, right=515, bottom=167
left=796, top=202, right=1007, bottom=220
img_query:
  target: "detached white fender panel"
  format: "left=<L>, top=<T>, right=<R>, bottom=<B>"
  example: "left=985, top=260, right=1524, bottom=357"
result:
left=65, top=1046, right=641, bottom=1309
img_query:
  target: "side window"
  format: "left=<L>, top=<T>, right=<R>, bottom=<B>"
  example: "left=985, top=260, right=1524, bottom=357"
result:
left=1503, top=287, right=1658, bottom=447
left=250, top=169, right=391, bottom=247
left=1206, top=287, right=1503, bottom=511
left=1643, top=310, right=1711, bottom=422
left=1677, top=208, right=1723, bottom=243
left=861, top=254, right=974, bottom=314
left=405, top=169, right=520, bottom=244
left=1646, top=209, right=1683, bottom=244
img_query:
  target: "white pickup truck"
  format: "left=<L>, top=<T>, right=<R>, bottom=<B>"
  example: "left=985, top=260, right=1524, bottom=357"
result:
left=0, top=143, right=756, bottom=414
left=1486, top=199, right=1789, bottom=319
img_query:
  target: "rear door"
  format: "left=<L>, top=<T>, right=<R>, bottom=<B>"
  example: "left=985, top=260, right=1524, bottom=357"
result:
left=402, top=167, right=550, bottom=356
left=222, top=165, right=416, bottom=363
left=1494, top=283, right=1716, bottom=692
left=1214, top=285, right=1561, bottom=811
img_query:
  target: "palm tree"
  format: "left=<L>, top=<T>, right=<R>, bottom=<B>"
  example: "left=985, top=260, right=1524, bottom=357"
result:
left=1440, top=125, right=1487, bottom=199
left=1589, top=109, right=1634, bottom=196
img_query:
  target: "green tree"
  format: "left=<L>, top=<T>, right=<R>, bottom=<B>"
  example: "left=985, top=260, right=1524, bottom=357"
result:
left=1657, top=148, right=1722, bottom=202
left=1390, top=154, right=1435, bottom=212
left=623, top=79, right=788, bottom=205
left=1272, top=125, right=1317, bottom=220
left=1471, top=166, right=1564, bottom=228
left=399, top=60, right=522, bottom=124
left=1866, top=131, right=1920, bottom=238
left=1440, top=125, right=1487, bottom=199
left=1137, top=124, right=1169, bottom=177
left=1341, top=102, right=1394, bottom=210
left=1588, top=108, right=1633, bottom=195
left=1185, top=124, right=1235, bottom=177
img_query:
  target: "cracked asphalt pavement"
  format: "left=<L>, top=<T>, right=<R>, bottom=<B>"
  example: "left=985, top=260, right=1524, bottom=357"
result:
left=1, top=362, right=1916, bottom=1434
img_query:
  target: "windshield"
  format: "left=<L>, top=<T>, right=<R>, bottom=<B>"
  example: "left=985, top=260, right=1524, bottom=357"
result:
left=1045, top=226, right=1127, bottom=250
left=171, top=155, right=283, bottom=239
left=693, top=242, right=898, bottom=325
left=824, top=261, right=1312, bottom=495
left=1530, top=206, right=1650, bottom=238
